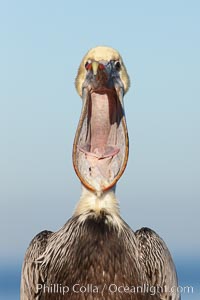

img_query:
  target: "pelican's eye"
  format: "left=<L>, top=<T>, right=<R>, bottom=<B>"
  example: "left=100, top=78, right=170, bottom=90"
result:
left=114, top=61, right=121, bottom=71
left=85, top=60, right=92, bottom=70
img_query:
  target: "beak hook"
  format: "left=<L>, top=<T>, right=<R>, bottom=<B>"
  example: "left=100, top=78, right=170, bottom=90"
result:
left=91, top=61, right=99, bottom=76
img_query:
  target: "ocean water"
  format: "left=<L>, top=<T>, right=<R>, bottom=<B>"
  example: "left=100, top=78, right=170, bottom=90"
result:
left=0, top=258, right=199, bottom=300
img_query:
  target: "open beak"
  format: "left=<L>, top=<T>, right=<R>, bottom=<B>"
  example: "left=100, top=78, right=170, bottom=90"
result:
left=73, top=60, right=129, bottom=193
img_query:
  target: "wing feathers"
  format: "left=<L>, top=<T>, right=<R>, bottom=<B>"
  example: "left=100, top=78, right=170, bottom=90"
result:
left=135, top=227, right=180, bottom=300
left=20, top=230, right=53, bottom=300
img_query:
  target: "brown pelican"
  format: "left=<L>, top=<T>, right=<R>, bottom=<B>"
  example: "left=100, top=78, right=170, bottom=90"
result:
left=20, top=46, right=180, bottom=300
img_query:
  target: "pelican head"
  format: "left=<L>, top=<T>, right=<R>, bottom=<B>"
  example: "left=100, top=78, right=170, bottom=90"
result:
left=73, top=46, right=130, bottom=193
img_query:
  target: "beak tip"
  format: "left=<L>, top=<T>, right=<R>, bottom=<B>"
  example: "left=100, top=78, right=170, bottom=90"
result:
left=91, top=61, right=99, bottom=76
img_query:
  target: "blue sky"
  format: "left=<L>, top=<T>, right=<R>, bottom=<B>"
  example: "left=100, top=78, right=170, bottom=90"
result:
left=1, top=0, right=200, bottom=267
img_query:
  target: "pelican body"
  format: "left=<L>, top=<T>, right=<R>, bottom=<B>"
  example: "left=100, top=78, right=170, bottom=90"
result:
left=21, top=47, right=180, bottom=300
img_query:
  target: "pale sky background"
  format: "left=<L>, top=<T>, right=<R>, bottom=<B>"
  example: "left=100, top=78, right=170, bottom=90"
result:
left=1, top=0, right=200, bottom=270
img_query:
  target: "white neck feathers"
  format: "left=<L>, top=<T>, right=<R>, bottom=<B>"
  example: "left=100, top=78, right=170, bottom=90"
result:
left=74, top=186, right=120, bottom=217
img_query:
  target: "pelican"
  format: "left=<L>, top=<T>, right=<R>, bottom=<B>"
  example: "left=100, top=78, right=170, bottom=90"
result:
left=21, top=46, right=180, bottom=300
